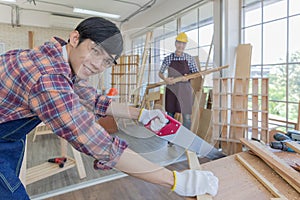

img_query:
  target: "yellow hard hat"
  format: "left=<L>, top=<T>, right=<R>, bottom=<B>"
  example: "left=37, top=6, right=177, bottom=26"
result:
left=176, top=32, right=188, bottom=43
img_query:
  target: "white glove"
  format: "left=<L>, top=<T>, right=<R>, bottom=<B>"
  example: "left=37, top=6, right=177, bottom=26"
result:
left=138, top=109, right=168, bottom=129
left=172, top=170, right=219, bottom=197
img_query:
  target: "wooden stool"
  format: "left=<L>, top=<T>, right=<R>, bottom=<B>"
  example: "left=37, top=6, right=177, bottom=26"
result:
left=20, top=123, right=87, bottom=186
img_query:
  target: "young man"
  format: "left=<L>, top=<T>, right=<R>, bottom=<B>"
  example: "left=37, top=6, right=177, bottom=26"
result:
left=159, top=32, right=198, bottom=129
left=0, top=17, right=218, bottom=199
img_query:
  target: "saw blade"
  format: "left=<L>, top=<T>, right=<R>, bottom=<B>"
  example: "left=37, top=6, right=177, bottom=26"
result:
left=160, top=126, right=225, bottom=160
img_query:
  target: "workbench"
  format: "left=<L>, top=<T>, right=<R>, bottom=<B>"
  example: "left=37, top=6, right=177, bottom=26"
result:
left=199, top=151, right=299, bottom=200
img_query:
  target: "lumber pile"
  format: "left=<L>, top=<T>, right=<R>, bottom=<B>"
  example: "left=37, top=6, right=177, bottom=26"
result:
left=212, top=77, right=269, bottom=155
left=240, top=139, right=300, bottom=193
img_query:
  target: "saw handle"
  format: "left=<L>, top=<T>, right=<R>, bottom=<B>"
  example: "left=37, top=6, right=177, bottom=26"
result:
left=144, top=114, right=181, bottom=136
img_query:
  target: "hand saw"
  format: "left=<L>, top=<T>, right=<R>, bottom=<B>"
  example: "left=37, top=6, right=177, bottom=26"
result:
left=145, top=115, right=225, bottom=160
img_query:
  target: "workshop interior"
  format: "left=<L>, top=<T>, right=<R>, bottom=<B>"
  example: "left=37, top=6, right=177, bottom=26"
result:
left=0, top=0, right=299, bottom=200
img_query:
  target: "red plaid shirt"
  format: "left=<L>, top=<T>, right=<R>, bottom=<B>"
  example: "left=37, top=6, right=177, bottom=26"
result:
left=0, top=37, right=128, bottom=170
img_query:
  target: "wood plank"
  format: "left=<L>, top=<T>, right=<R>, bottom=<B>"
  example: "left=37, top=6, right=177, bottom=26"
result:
left=186, top=150, right=212, bottom=200
left=146, top=65, right=229, bottom=89
left=71, top=147, right=87, bottom=179
left=235, top=154, right=288, bottom=200
left=240, top=138, right=300, bottom=192
left=135, top=32, right=153, bottom=105
left=220, top=78, right=229, bottom=154
left=296, top=101, right=300, bottom=131
left=261, top=78, right=269, bottom=143
left=26, top=158, right=76, bottom=185
left=252, top=78, right=259, bottom=139
left=285, top=141, right=300, bottom=154
left=228, top=44, right=252, bottom=154
left=212, top=78, right=220, bottom=149
left=28, top=31, right=34, bottom=49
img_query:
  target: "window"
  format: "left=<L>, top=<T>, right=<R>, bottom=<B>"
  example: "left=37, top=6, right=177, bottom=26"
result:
left=242, top=0, right=300, bottom=130
left=131, top=1, right=215, bottom=97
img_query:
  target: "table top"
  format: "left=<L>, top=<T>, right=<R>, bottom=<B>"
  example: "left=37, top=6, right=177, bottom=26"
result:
left=200, top=151, right=300, bottom=200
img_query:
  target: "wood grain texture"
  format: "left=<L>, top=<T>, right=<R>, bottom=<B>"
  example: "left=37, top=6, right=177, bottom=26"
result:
left=235, top=154, right=287, bottom=199
left=286, top=141, right=300, bottom=154
left=186, top=150, right=212, bottom=200
left=146, top=65, right=229, bottom=89
left=240, top=138, right=300, bottom=192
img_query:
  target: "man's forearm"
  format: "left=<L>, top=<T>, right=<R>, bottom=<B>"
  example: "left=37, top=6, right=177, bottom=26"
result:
left=114, top=148, right=174, bottom=188
left=106, top=102, right=140, bottom=119
left=158, top=72, right=166, bottom=81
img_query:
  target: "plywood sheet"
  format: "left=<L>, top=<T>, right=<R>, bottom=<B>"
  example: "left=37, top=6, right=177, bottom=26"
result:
left=200, top=152, right=299, bottom=200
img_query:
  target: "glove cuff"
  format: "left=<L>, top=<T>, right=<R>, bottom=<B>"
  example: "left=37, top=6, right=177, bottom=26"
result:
left=171, top=171, right=177, bottom=191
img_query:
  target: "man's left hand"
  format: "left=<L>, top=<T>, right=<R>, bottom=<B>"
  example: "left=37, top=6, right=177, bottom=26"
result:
left=138, top=109, right=168, bottom=127
left=181, top=74, right=189, bottom=82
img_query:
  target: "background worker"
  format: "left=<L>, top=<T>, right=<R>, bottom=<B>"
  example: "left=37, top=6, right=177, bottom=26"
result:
left=0, top=17, right=217, bottom=199
left=159, top=32, right=198, bottom=130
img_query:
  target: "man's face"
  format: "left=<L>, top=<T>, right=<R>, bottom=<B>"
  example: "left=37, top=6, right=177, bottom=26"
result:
left=69, top=38, right=115, bottom=80
left=175, top=41, right=187, bottom=53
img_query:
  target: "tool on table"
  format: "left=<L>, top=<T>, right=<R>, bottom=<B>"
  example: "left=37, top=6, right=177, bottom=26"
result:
left=270, top=132, right=300, bottom=152
left=48, top=157, right=67, bottom=168
left=144, top=115, right=226, bottom=160
left=286, top=130, right=300, bottom=141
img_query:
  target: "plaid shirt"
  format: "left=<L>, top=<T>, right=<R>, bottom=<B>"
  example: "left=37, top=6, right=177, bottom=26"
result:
left=0, top=37, right=128, bottom=170
left=159, top=52, right=198, bottom=74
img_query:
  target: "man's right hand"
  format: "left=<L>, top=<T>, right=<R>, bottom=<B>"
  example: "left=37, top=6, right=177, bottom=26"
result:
left=164, top=77, right=175, bottom=85
left=172, top=170, right=219, bottom=197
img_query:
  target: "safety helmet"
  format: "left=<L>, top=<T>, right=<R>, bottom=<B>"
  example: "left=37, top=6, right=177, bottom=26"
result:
left=176, top=32, right=188, bottom=43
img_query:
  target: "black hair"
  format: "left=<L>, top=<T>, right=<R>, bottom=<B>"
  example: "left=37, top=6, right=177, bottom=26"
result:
left=75, top=17, right=123, bottom=59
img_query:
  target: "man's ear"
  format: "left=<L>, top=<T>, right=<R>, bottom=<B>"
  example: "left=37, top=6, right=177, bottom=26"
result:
left=69, top=30, right=80, bottom=48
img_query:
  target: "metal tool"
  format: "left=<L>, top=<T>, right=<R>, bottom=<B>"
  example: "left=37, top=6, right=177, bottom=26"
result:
left=145, top=115, right=225, bottom=160
left=270, top=132, right=300, bottom=152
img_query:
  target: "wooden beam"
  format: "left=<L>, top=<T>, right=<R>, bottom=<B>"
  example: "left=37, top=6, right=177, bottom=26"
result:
left=235, top=154, right=288, bottom=200
left=28, top=31, right=34, bottom=49
left=240, top=138, right=300, bottom=192
left=296, top=100, right=300, bottom=131
left=134, top=32, right=153, bottom=105
left=146, top=65, right=229, bottom=89
left=285, top=141, right=300, bottom=154
left=186, top=150, right=212, bottom=200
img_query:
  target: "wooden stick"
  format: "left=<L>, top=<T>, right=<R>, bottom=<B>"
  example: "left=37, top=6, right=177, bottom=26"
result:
left=28, top=31, right=34, bottom=49
left=240, top=138, right=300, bottom=192
left=186, top=150, right=212, bottom=200
left=296, top=100, right=300, bottom=131
left=285, top=141, right=300, bottom=154
left=147, top=65, right=229, bottom=89
left=235, top=154, right=288, bottom=200
left=134, top=32, right=153, bottom=105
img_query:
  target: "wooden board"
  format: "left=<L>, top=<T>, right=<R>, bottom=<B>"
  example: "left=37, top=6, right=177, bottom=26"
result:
left=186, top=150, right=212, bottom=200
left=286, top=141, right=300, bottom=154
left=146, top=65, right=229, bottom=89
left=200, top=152, right=299, bottom=200
left=229, top=44, right=252, bottom=154
left=135, top=32, right=153, bottom=105
left=240, top=138, right=300, bottom=192
left=26, top=157, right=76, bottom=185
left=235, top=154, right=288, bottom=200
left=28, top=31, right=34, bottom=49
left=296, top=101, right=300, bottom=131
left=252, top=78, right=259, bottom=139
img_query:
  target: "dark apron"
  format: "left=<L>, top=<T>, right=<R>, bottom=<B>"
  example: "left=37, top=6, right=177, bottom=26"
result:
left=165, top=60, right=193, bottom=114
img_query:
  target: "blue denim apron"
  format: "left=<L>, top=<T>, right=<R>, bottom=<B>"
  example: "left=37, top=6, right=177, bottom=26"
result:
left=0, top=116, right=41, bottom=199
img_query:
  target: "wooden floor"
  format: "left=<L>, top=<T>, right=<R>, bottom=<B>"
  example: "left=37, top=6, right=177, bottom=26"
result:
left=26, top=122, right=211, bottom=199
